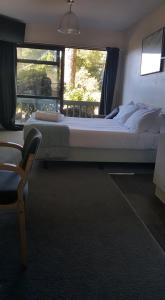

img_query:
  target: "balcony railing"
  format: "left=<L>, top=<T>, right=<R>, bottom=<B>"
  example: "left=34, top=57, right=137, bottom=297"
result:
left=16, top=97, right=100, bottom=122
left=63, top=100, right=100, bottom=118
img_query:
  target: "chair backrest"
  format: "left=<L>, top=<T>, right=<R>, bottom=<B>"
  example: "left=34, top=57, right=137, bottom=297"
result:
left=20, top=128, right=42, bottom=170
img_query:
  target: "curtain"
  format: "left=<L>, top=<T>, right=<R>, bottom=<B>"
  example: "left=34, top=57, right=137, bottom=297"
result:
left=0, top=41, right=22, bottom=130
left=99, top=47, right=119, bottom=115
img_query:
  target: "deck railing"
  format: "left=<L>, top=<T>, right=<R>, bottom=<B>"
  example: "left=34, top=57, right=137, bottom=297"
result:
left=16, top=97, right=100, bottom=121
left=63, top=100, right=100, bottom=118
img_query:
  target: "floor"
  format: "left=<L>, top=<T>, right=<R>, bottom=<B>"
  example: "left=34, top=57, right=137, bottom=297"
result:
left=38, top=161, right=165, bottom=251
left=111, top=172, right=165, bottom=251
left=1, top=162, right=165, bottom=299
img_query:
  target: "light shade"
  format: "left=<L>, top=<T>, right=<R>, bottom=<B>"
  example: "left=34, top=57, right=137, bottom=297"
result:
left=57, top=1, right=80, bottom=35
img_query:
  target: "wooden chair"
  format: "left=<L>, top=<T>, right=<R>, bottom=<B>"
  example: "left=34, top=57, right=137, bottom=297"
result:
left=0, top=128, right=42, bottom=269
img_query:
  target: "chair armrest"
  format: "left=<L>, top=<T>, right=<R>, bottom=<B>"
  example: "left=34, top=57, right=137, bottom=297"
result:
left=0, top=163, right=25, bottom=178
left=0, top=142, right=23, bottom=152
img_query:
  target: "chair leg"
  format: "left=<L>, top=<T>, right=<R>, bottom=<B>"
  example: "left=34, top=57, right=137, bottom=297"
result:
left=18, top=201, right=27, bottom=269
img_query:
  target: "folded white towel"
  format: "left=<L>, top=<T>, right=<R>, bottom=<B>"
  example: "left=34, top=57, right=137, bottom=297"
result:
left=35, top=111, right=64, bottom=122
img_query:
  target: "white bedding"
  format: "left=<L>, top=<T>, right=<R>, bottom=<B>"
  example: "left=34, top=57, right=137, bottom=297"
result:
left=25, top=116, right=159, bottom=150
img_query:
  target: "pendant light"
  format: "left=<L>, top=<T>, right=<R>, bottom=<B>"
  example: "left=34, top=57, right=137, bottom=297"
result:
left=57, top=0, right=80, bottom=35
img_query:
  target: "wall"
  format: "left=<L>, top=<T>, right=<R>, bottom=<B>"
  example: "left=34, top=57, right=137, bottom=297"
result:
left=25, top=24, right=127, bottom=107
left=25, top=24, right=127, bottom=49
left=122, top=4, right=165, bottom=110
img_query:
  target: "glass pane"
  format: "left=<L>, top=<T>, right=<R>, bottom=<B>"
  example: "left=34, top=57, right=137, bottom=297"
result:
left=17, top=63, right=60, bottom=97
left=64, top=48, right=106, bottom=116
left=16, top=97, right=60, bottom=122
left=17, top=48, right=58, bottom=62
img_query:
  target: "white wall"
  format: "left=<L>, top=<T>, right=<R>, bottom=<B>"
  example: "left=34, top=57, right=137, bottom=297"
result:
left=25, top=24, right=127, bottom=107
left=122, top=4, right=165, bottom=110
left=25, top=24, right=127, bottom=49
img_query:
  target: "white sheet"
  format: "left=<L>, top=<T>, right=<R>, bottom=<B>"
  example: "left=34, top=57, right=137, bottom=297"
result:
left=25, top=116, right=159, bottom=150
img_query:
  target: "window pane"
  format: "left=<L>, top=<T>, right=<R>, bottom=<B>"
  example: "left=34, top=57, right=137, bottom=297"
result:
left=16, top=97, right=60, bottom=122
left=17, top=48, right=58, bottom=62
left=64, top=48, right=106, bottom=109
left=17, top=63, right=60, bottom=97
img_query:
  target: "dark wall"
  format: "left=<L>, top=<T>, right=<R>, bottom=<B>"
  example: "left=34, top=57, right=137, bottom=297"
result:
left=0, top=14, right=25, bottom=43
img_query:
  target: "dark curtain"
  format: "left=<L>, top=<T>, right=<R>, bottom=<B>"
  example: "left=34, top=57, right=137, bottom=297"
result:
left=99, top=47, right=119, bottom=115
left=0, top=41, right=22, bottom=130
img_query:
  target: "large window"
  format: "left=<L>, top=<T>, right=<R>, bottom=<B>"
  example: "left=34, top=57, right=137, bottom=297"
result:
left=16, top=46, right=64, bottom=122
left=16, top=46, right=106, bottom=121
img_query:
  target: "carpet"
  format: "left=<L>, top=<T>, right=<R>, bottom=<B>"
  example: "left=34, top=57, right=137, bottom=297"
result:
left=1, top=164, right=165, bottom=299
left=112, top=173, right=165, bottom=252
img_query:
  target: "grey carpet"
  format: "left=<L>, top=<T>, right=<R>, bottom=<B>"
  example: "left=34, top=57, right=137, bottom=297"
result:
left=1, top=164, right=165, bottom=299
left=112, top=174, right=165, bottom=252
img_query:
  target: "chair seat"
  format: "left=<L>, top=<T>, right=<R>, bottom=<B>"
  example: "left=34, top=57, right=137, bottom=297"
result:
left=0, top=170, right=28, bottom=205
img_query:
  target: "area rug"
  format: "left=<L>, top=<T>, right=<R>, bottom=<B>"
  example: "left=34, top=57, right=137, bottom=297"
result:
left=1, top=164, right=165, bottom=300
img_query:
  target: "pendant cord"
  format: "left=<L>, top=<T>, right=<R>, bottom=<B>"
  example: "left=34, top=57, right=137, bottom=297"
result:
left=69, top=3, right=72, bottom=13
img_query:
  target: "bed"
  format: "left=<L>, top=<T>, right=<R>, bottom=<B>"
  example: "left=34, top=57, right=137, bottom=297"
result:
left=24, top=115, right=159, bottom=163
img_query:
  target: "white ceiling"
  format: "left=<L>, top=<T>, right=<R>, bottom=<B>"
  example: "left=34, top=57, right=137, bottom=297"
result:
left=0, top=0, right=164, bottom=31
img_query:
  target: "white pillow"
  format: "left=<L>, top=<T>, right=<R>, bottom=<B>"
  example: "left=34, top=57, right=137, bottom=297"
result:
left=149, top=114, right=162, bottom=133
left=113, top=103, right=138, bottom=124
left=124, top=108, right=161, bottom=133
left=35, top=111, right=64, bottom=122
left=135, top=104, right=162, bottom=133
left=135, top=102, right=161, bottom=111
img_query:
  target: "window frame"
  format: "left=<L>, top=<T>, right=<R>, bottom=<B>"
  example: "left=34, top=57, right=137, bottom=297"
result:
left=63, top=47, right=106, bottom=101
left=16, top=43, right=65, bottom=107
left=16, top=44, right=106, bottom=121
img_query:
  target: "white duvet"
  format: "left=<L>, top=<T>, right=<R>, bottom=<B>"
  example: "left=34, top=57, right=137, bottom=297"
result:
left=25, top=116, right=159, bottom=150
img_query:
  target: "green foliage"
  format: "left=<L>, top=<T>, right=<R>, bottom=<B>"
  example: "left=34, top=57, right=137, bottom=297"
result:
left=40, top=51, right=56, bottom=62
left=76, top=67, right=99, bottom=90
left=17, top=48, right=56, bottom=96
left=76, top=50, right=106, bottom=85
left=17, top=67, right=47, bottom=95
left=64, top=66, right=100, bottom=102
left=17, top=57, right=54, bottom=96
left=17, top=48, right=56, bottom=62
left=65, top=87, right=84, bottom=101
left=64, top=49, right=106, bottom=102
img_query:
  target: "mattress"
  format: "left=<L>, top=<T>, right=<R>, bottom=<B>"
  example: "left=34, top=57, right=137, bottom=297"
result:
left=25, top=116, right=159, bottom=150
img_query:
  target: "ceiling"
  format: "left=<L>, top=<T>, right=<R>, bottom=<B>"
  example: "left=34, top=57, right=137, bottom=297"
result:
left=0, top=0, right=164, bottom=31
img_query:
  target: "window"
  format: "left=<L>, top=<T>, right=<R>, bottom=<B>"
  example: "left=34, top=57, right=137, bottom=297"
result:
left=63, top=48, right=106, bottom=117
left=16, top=45, right=106, bottom=121
left=16, top=45, right=64, bottom=122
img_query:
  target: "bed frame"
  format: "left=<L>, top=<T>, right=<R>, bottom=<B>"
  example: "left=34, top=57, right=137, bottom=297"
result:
left=65, top=147, right=156, bottom=163
left=0, top=129, right=156, bottom=164
left=36, top=146, right=156, bottom=163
